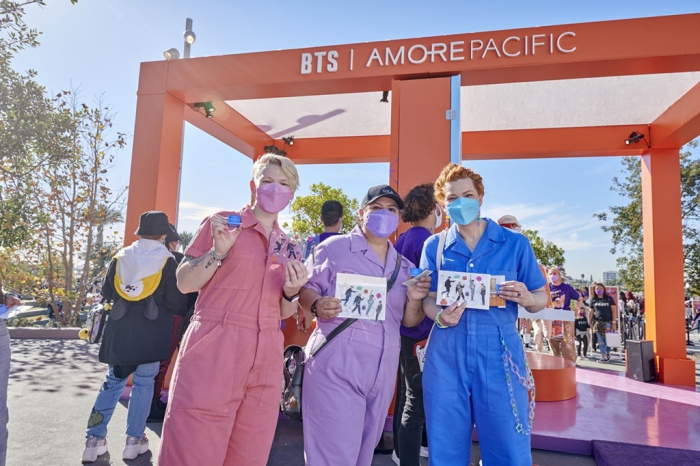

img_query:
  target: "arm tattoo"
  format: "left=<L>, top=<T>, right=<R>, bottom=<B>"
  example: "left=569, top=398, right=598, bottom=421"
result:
left=183, top=251, right=217, bottom=270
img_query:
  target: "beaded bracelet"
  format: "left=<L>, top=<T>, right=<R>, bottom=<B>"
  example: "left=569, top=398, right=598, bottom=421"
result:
left=435, top=310, right=449, bottom=328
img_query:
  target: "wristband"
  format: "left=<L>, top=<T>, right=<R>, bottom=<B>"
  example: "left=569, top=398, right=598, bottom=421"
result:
left=435, top=310, right=449, bottom=329
left=210, top=248, right=228, bottom=267
left=310, top=299, right=319, bottom=318
left=283, top=291, right=300, bottom=302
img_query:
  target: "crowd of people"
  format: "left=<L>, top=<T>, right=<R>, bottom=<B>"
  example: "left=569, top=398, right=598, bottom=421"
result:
left=71, top=155, right=548, bottom=466
left=0, top=151, right=659, bottom=466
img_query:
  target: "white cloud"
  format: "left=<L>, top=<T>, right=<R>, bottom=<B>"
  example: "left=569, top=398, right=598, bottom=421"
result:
left=179, top=201, right=225, bottom=221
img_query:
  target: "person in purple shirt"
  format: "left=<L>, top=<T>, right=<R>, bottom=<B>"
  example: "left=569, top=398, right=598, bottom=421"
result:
left=298, top=185, right=430, bottom=466
left=548, top=267, right=582, bottom=360
left=392, top=183, right=441, bottom=466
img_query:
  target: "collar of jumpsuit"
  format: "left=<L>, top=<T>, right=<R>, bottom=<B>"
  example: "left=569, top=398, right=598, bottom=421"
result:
left=348, top=225, right=400, bottom=272
left=444, top=218, right=505, bottom=259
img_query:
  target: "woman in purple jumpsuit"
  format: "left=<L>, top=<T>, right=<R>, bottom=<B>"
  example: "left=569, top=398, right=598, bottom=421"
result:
left=298, top=185, right=430, bottom=466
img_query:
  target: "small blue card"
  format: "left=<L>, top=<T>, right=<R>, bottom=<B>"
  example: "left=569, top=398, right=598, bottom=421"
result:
left=227, top=214, right=241, bottom=228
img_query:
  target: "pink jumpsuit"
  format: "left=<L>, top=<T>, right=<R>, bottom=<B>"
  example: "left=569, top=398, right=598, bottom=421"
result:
left=158, top=207, right=299, bottom=466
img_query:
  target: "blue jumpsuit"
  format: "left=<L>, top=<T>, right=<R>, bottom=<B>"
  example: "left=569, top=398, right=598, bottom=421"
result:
left=420, top=220, right=546, bottom=466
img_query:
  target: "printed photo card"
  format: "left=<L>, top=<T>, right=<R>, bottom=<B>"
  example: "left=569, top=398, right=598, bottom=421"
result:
left=436, top=271, right=492, bottom=310
left=335, top=273, right=388, bottom=321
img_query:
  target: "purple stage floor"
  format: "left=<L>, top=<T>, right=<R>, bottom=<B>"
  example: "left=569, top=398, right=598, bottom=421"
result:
left=529, top=368, right=700, bottom=456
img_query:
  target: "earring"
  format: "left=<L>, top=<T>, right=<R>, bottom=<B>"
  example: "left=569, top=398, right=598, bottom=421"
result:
left=477, top=210, right=481, bottom=226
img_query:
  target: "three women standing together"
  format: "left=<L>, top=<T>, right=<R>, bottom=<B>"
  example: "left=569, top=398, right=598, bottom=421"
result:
left=152, top=155, right=545, bottom=466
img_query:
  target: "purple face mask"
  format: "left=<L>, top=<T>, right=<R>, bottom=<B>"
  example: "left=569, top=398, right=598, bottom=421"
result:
left=549, top=274, right=560, bottom=282
left=595, top=289, right=604, bottom=296
left=364, top=209, right=399, bottom=238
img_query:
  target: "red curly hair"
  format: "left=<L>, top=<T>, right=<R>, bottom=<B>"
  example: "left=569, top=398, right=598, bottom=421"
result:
left=433, top=164, right=484, bottom=205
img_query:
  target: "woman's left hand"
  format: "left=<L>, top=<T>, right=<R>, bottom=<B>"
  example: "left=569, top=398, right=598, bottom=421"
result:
left=284, top=260, right=308, bottom=297
left=407, top=276, right=431, bottom=302
left=498, top=281, right=536, bottom=307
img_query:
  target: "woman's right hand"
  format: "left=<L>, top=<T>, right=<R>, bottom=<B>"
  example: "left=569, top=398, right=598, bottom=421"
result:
left=437, top=301, right=467, bottom=327
left=314, top=297, right=342, bottom=320
left=210, top=214, right=242, bottom=256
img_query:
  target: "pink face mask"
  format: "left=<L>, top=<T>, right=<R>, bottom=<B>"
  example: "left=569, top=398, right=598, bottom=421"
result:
left=256, top=182, right=293, bottom=214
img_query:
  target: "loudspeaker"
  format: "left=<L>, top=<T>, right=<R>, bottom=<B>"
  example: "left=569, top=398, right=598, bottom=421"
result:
left=626, top=340, right=655, bottom=382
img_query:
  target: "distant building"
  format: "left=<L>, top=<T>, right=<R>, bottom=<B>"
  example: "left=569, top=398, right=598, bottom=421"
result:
left=603, top=270, right=619, bottom=284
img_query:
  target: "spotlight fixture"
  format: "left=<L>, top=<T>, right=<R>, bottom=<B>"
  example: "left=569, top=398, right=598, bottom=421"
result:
left=264, top=145, right=287, bottom=156
left=163, top=48, right=180, bottom=61
left=183, top=18, right=195, bottom=58
left=282, top=136, right=294, bottom=147
left=624, top=131, right=647, bottom=146
left=193, top=102, right=215, bottom=119
left=380, top=91, right=389, bottom=103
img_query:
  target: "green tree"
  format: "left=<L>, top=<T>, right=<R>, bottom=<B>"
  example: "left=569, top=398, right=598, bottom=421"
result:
left=180, top=231, right=194, bottom=249
left=522, top=229, right=566, bottom=268
left=0, top=1, right=75, bottom=248
left=595, top=140, right=700, bottom=293
left=287, top=183, right=359, bottom=238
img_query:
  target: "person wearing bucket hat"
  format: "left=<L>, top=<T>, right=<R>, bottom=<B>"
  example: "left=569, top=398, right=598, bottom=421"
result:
left=158, top=154, right=308, bottom=466
left=297, top=184, right=430, bottom=466
left=82, top=211, right=188, bottom=463
left=147, top=223, right=199, bottom=423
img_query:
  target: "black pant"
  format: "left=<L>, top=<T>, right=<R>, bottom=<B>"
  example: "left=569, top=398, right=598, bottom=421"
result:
left=576, top=334, right=589, bottom=356
left=393, top=335, right=428, bottom=466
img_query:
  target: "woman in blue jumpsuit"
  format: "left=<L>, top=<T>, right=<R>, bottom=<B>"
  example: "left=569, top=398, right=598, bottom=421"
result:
left=419, top=164, right=548, bottom=465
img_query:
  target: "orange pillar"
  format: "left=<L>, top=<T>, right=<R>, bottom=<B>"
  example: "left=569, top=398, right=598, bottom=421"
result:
left=124, top=85, right=185, bottom=245
left=641, top=148, right=695, bottom=386
left=390, top=77, right=454, bottom=235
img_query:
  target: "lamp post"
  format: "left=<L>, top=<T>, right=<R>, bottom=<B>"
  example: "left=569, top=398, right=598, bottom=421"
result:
left=183, top=18, right=196, bottom=59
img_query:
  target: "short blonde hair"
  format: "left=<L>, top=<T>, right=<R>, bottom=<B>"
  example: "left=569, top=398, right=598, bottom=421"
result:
left=252, top=153, right=300, bottom=191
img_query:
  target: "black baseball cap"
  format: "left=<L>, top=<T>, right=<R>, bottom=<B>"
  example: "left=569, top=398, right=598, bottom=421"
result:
left=361, top=185, right=404, bottom=210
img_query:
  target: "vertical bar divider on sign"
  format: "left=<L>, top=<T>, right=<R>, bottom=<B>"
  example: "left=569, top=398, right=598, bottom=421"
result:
left=450, top=75, right=462, bottom=165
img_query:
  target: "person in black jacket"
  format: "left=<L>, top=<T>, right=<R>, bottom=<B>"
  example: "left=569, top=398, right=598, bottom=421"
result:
left=574, top=308, right=591, bottom=358
left=82, top=212, right=187, bottom=463
left=148, top=224, right=198, bottom=422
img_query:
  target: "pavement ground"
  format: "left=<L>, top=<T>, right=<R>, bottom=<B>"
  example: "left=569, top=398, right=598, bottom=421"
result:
left=15, top=337, right=689, bottom=466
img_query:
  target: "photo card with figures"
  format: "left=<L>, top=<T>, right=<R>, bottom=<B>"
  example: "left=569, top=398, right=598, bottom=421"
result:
left=436, top=271, right=491, bottom=310
left=335, top=273, right=388, bottom=321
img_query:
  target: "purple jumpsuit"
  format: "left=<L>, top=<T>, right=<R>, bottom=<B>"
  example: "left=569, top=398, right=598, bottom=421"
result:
left=302, top=226, right=412, bottom=466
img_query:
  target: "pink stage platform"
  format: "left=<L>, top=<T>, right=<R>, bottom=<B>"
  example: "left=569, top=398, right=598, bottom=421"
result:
left=527, top=368, right=700, bottom=456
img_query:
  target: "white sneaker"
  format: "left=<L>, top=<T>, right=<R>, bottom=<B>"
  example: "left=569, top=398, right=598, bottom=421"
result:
left=122, top=434, right=149, bottom=460
left=391, top=450, right=400, bottom=465
left=420, top=445, right=429, bottom=457
left=82, top=436, right=107, bottom=463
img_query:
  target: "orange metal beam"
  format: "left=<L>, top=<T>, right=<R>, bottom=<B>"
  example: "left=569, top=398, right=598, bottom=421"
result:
left=641, top=149, right=696, bottom=386
left=155, top=14, right=700, bottom=102
left=462, top=125, right=650, bottom=159
left=183, top=101, right=273, bottom=159
left=651, top=81, right=700, bottom=149
left=275, top=126, right=654, bottom=165
left=283, top=135, right=390, bottom=164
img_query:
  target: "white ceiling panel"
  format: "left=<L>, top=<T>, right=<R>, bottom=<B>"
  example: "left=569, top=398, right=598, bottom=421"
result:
left=226, top=72, right=700, bottom=139
left=226, top=92, right=391, bottom=139
left=461, top=72, right=700, bottom=131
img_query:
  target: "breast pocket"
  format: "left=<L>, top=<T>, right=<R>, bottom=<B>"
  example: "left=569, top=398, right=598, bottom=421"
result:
left=214, top=251, right=255, bottom=290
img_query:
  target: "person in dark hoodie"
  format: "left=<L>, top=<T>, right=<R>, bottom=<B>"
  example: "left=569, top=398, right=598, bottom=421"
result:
left=148, top=224, right=198, bottom=422
left=82, top=211, right=187, bottom=463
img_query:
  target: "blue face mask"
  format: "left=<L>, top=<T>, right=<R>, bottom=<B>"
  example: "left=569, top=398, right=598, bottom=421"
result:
left=445, top=197, right=480, bottom=226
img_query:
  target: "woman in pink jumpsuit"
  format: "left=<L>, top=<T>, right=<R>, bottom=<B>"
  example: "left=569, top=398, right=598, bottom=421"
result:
left=158, top=154, right=308, bottom=466
left=298, top=185, right=430, bottom=466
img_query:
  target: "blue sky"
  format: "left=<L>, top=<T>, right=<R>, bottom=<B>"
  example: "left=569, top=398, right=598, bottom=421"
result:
left=12, top=0, right=700, bottom=281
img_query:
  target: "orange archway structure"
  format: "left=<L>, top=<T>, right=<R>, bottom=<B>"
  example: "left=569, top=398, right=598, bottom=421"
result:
left=125, top=13, right=700, bottom=387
